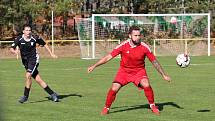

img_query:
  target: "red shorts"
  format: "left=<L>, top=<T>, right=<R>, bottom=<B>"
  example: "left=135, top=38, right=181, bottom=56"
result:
left=113, top=67, right=148, bottom=87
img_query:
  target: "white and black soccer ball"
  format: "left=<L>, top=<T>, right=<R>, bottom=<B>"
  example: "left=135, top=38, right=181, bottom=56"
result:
left=176, top=54, right=190, bottom=68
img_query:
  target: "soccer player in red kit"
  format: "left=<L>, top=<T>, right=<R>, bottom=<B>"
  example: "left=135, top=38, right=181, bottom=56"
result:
left=88, top=26, right=171, bottom=115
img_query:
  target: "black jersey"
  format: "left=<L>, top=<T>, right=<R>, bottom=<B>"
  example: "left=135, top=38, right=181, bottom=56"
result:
left=11, top=35, right=46, bottom=59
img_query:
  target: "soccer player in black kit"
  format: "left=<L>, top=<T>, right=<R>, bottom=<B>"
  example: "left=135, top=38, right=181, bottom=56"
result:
left=10, top=24, right=59, bottom=103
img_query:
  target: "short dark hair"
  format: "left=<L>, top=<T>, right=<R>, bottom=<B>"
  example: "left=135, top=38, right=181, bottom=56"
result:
left=129, top=25, right=140, bottom=34
left=22, top=24, right=31, bottom=30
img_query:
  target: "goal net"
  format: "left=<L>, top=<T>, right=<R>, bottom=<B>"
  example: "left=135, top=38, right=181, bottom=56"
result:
left=89, top=14, right=210, bottom=57
left=76, top=13, right=210, bottom=59
left=75, top=18, right=120, bottom=59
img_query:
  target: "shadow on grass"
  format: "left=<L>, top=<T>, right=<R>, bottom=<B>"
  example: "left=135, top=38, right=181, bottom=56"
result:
left=57, top=93, right=83, bottom=99
left=110, top=102, right=183, bottom=114
left=28, top=93, right=83, bottom=103
left=197, top=109, right=210, bottom=112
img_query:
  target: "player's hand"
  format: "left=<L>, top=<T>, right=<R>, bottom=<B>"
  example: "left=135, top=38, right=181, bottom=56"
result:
left=14, top=50, right=19, bottom=56
left=88, top=65, right=95, bottom=73
left=51, top=53, right=58, bottom=58
left=163, top=74, right=171, bottom=83
left=10, top=49, right=18, bottom=55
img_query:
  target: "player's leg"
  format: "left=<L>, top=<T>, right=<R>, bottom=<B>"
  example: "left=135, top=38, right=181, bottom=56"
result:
left=19, top=72, right=32, bottom=103
left=25, top=72, right=33, bottom=88
left=139, top=79, right=160, bottom=115
left=32, top=70, right=59, bottom=102
left=132, top=69, right=160, bottom=115
left=32, top=71, right=47, bottom=88
left=101, top=68, right=127, bottom=115
left=101, top=82, right=122, bottom=115
left=19, top=59, right=32, bottom=103
left=139, top=79, right=154, bottom=104
left=105, top=83, right=121, bottom=108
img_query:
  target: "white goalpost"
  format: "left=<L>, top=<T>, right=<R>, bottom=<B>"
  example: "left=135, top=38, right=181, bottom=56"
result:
left=75, top=17, right=120, bottom=59
left=76, top=13, right=210, bottom=59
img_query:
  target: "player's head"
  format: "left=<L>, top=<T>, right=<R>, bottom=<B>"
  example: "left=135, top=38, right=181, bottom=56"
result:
left=22, top=24, right=32, bottom=38
left=129, top=26, right=141, bottom=45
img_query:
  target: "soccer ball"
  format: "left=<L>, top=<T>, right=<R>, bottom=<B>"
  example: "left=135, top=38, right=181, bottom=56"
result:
left=176, top=54, right=190, bottom=68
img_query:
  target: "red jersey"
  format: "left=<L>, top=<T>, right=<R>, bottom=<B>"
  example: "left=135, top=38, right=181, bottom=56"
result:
left=111, top=39, right=156, bottom=69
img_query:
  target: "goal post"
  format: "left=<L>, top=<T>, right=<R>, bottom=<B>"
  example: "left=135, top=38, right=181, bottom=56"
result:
left=75, top=17, right=120, bottom=59
left=76, top=13, right=210, bottom=59
left=91, top=13, right=210, bottom=57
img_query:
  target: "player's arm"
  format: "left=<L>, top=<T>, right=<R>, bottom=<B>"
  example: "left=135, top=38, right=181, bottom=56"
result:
left=88, top=41, right=122, bottom=73
left=37, top=35, right=57, bottom=58
left=10, top=39, right=19, bottom=56
left=151, top=59, right=171, bottom=82
left=88, top=54, right=113, bottom=73
left=146, top=48, right=171, bottom=82
left=10, top=47, right=19, bottom=55
left=44, top=44, right=57, bottom=58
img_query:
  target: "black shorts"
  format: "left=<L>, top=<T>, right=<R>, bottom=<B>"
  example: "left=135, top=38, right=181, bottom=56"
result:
left=22, top=58, right=39, bottom=79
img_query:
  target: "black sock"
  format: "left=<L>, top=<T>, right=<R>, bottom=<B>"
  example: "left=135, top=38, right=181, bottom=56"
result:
left=44, top=86, right=54, bottom=95
left=24, top=87, right=30, bottom=98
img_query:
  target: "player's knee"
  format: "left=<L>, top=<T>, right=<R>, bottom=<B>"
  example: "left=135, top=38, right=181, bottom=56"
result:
left=111, top=83, right=121, bottom=92
left=25, top=72, right=32, bottom=80
left=34, top=75, right=42, bottom=82
left=34, top=75, right=46, bottom=86
left=139, top=79, right=150, bottom=88
left=111, top=87, right=119, bottom=92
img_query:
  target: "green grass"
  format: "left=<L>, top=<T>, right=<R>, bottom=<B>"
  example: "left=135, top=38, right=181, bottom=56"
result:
left=0, top=56, right=215, bottom=121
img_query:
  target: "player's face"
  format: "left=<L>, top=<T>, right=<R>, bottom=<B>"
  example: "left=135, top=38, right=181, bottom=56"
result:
left=23, top=27, right=32, bottom=38
left=130, top=30, right=141, bottom=45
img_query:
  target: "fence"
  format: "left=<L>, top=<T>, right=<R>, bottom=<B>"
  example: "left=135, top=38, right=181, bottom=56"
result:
left=1, top=38, right=215, bottom=59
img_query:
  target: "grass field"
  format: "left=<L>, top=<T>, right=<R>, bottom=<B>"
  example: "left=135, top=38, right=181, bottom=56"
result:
left=0, top=56, right=215, bottom=121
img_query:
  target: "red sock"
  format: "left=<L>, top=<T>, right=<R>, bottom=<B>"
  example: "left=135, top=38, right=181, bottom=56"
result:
left=105, top=89, right=117, bottom=108
left=143, top=86, right=154, bottom=104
